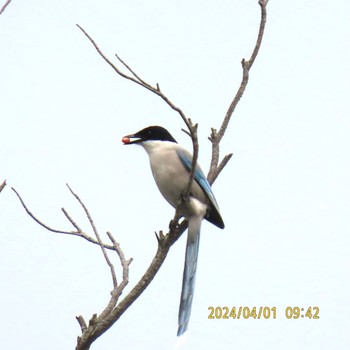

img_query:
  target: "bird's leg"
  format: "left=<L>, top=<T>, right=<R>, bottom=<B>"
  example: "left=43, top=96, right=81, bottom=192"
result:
left=169, top=206, right=183, bottom=233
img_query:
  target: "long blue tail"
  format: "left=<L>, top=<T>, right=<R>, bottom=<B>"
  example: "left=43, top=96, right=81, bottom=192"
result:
left=177, top=216, right=202, bottom=336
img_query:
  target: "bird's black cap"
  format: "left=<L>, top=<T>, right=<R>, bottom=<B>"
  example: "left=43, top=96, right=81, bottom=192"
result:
left=122, top=126, right=177, bottom=144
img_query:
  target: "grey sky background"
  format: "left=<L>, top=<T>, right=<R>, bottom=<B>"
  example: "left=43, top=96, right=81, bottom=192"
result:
left=1, top=1, right=349, bottom=349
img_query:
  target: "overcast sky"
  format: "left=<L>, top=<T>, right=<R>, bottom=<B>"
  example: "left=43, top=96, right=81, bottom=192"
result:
left=1, top=1, right=349, bottom=349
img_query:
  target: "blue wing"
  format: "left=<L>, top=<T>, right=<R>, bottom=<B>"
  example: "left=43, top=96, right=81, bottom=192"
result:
left=177, top=150, right=224, bottom=229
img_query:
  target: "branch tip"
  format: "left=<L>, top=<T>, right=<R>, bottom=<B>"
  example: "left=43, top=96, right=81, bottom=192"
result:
left=181, top=128, right=191, bottom=137
left=76, top=316, right=88, bottom=333
left=208, top=0, right=267, bottom=182
left=0, top=0, right=12, bottom=15
left=0, top=180, right=6, bottom=193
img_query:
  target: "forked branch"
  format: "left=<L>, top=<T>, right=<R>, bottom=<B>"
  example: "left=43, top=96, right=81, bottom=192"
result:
left=12, top=184, right=132, bottom=350
left=12, top=186, right=115, bottom=250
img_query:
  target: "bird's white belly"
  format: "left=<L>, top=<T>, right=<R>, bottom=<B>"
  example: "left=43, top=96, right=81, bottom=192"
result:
left=150, top=156, right=186, bottom=209
left=149, top=150, right=208, bottom=218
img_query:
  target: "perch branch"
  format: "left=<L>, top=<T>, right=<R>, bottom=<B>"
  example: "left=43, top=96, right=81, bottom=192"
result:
left=76, top=219, right=188, bottom=350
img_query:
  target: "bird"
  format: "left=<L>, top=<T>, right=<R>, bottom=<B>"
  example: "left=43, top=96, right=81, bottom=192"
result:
left=122, top=125, right=224, bottom=336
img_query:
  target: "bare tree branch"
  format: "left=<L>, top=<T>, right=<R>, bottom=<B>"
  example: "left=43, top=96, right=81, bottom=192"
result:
left=12, top=186, right=115, bottom=251
left=219, top=0, right=267, bottom=138
left=76, top=25, right=192, bottom=129
left=0, top=0, right=12, bottom=15
left=106, top=231, right=132, bottom=298
left=76, top=315, right=88, bottom=333
left=65, top=184, right=119, bottom=288
left=76, top=24, right=199, bottom=201
left=207, top=0, right=268, bottom=183
left=11, top=184, right=132, bottom=348
left=76, top=219, right=188, bottom=350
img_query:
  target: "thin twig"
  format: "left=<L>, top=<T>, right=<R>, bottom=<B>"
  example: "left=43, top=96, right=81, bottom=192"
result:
left=207, top=0, right=268, bottom=183
left=115, top=53, right=152, bottom=89
left=209, top=153, right=233, bottom=185
left=218, top=0, right=267, bottom=141
left=76, top=316, right=88, bottom=333
left=12, top=187, right=115, bottom=250
left=0, top=0, right=11, bottom=15
left=0, top=180, right=6, bottom=193
left=184, top=121, right=199, bottom=200
left=66, top=184, right=118, bottom=288
left=107, top=231, right=132, bottom=284
left=61, top=207, right=84, bottom=233
left=12, top=187, right=77, bottom=235
left=76, top=24, right=191, bottom=131
left=96, top=232, right=132, bottom=320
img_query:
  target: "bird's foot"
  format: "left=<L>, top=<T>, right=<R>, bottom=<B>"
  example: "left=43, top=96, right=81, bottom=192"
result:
left=169, top=219, right=179, bottom=232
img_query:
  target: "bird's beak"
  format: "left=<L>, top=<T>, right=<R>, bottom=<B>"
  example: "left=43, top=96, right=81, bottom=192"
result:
left=121, top=133, right=142, bottom=145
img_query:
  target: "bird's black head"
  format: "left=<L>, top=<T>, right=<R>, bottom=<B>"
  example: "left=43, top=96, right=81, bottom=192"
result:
left=122, top=126, right=177, bottom=145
